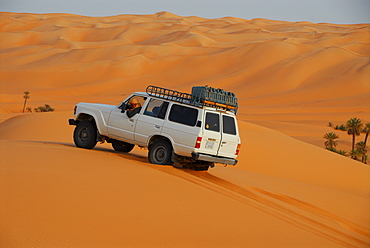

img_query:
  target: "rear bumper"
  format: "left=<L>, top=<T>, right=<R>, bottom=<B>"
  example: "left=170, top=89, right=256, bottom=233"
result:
left=192, top=152, right=238, bottom=165
left=69, top=119, right=78, bottom=125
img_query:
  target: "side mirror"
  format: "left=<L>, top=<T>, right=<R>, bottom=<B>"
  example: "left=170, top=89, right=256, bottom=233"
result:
left=120, top=103, right=127, bottom=113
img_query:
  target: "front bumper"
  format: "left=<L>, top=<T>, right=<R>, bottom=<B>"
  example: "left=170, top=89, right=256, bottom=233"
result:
left=192, top=152, right=238, bottom=165
left=68, top=119, right=78, bottom=125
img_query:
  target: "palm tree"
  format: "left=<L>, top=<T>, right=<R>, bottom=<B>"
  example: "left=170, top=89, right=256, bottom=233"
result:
left=363, top=155, right=368, bottom=164
left=350, top=149, right=362, bottom=161
left=346, top=117, right=363, bottom=153
left=337, top=150, right=348, bottom=156
left=323, top=132, right=339, bottom=149
left=356, top=141, right=368, bottom=163
left=363, top=123, right=370, bottom=146
left=22, top=91, right=30, bottom=113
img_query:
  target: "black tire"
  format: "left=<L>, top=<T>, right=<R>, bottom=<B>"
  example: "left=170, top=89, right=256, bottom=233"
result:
left=112, top=141, right=135, bottom=153
left=73, top=121, right=97, bottom=149
left=194, top=164, right=211, bottom=171
left=148, top=140, right=173, bottom=165
left=196, top=161, right=213, bottom=171
left=181, top=161, right=211, bottom=171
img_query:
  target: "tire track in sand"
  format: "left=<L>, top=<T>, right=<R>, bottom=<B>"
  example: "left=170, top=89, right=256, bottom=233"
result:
left=154, top=166, right=370, bottom=248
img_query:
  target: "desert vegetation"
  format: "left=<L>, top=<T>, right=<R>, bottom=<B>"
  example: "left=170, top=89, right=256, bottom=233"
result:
left=324, top=117, right=369, bottom=164
left=22, top=91, right=30, bottom=113
left=21, top=92, right=54, bottom=113
left=34, top=104, right=55, bottom=112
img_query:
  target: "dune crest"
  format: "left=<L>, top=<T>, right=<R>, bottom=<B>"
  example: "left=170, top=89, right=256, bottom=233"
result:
left=155, top=11, right=181, bottom=18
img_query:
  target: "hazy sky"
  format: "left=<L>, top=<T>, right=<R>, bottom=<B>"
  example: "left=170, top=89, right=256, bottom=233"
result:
left=1, top=0, right=369, bottom=24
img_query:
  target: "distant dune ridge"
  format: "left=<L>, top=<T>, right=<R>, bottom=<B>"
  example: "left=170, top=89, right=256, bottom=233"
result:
left=0, top=12, right=370, bottom=247
left=0, top=12, right=369, bottom=110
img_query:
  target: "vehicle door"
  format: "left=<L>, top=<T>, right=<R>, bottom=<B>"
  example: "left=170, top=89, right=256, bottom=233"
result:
left=199, top=111, right=222, bottom=156
left=218, top=114, right=239, bottom=158
left=107, top=95, right=146, bottom=142
left=134, top=99, right=169, bottom=145
left=162, top=104, right=200, bottom=156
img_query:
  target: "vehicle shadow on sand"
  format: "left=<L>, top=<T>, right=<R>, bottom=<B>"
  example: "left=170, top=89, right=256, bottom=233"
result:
left=34, top=140, right=149, bottom=164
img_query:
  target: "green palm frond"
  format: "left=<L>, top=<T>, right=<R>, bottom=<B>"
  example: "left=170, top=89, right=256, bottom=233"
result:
left=323, top=132, right=339, bottom=149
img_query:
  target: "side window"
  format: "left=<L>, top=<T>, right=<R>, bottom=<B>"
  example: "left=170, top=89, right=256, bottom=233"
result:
left=223, top=115, right=237, bottom=135
left=144, top=99, right=168, bottom=119
left=205, top=113, right=220, bottom=132
left=169, top=104, right=198, bottom=126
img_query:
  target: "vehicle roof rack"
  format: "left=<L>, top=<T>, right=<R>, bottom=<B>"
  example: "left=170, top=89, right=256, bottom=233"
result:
left=146, top=85, right=193, bottom=104
left=146, top=85, right=238, bottom=114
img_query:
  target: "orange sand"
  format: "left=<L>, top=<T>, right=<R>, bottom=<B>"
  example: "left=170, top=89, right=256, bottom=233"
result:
left=0, top=12, right=369, bottom=247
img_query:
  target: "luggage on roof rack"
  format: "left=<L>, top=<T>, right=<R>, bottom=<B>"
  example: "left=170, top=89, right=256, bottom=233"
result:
left=146, top=85, right=238, bottom=113
left=191, top=86, right=238, bottom=112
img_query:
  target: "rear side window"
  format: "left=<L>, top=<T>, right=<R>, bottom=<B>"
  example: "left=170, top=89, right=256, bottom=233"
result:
left=205, top=113, right=220, bottom=132
left=157, top=102, right=169, bottom=119
left=169, top=104, right=198, bottom=126
left=223, top=115, right=237, bottom=135
left=144, top=99, right=169, bottom=119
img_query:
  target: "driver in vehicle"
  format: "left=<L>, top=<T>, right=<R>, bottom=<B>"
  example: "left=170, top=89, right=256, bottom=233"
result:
left=126, top=98, right=142, bottom=118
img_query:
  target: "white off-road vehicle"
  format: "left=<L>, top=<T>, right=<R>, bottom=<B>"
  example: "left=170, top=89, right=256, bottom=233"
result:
left=69, top=85, right=241, bottom=171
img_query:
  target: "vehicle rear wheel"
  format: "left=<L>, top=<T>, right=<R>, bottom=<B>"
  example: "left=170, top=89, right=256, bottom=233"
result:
left=148, top=140, right=173, bottom=165
left=73, top=121, right=97, bottom=149
left=112, top=141, right=135, bottom=153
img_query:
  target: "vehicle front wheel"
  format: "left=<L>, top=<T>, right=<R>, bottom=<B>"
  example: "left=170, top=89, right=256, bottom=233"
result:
left=148, top=140, right=173, bottom=165
left=73, top=121, right=97, bottom=149
left=112, top=141, right=135, bottom=153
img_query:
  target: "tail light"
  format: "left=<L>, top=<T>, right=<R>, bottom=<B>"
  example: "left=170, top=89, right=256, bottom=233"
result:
left=195, top=137, right=202, bottom=149
left=73, top=105, right=77, bottom=115
left=235, top=144, right=241, bottom=155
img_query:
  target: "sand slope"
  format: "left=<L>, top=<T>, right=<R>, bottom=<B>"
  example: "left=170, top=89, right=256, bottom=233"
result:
left=0, top=12, right=370, bottom=247
left=1, top=112, right=369, bottom=247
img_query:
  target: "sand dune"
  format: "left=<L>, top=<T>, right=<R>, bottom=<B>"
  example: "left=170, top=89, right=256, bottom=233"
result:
left=1, top=112, right=369, bottom=247
left=0, top=11, right=369, bottom=247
